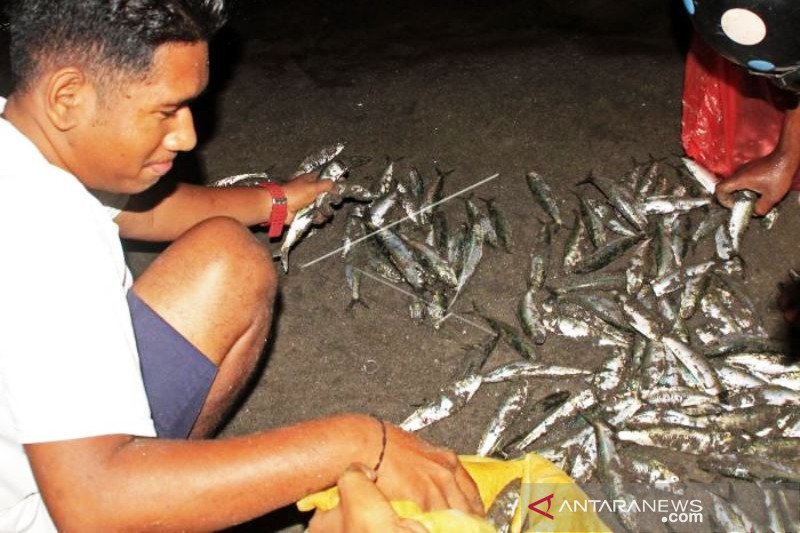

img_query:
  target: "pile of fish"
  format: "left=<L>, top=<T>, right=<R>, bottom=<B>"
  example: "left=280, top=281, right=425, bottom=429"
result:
left=338, top=158, right=511, bottom=327
left=214, top=147, right=799, bottom=530
left=393, top=158, right=800, bottom=532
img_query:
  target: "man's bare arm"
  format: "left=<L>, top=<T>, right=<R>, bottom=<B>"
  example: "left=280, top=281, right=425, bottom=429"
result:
left=25, top=414, right=482, bottom=531
left=115, top=174, right=332, bottom=242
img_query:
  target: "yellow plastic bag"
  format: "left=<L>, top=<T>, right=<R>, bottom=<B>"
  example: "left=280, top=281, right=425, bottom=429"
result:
left=297, top=453, right=610, bottom=533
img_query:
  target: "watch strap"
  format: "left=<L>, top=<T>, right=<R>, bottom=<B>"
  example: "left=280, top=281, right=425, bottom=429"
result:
left=257, top=182, right=288, bottom=238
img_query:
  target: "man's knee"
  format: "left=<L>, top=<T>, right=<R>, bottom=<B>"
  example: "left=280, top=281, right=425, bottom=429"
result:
left=136, top=217, right=277, bottom=328
left=177, top=217, right=277, bottom=302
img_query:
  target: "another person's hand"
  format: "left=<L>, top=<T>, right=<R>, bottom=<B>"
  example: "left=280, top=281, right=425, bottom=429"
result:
left=715, top=151, right=796, bottom=215
left=281, top=172, right=335, bottom=223
left=309, top=464, right=429, bottom=533
left=373, top=423, right=484, bottom=517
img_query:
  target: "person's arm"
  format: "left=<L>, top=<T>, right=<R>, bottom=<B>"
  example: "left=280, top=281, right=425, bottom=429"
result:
left=716, top=105, right=800, bottom=215
left=25, top=414, right=483, bottom=531
left=115, top=173, right=332, bottom=241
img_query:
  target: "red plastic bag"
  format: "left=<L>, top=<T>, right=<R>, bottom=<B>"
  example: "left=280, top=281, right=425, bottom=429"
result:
left=681, top=36, right=800, bottom=189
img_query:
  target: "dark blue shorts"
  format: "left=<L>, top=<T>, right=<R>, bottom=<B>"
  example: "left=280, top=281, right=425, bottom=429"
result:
left=127, top=291, right=217, bottom=439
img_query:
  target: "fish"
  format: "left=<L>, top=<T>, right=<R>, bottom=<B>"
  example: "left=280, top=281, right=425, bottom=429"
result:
left=680, top=157, right=719, bottom=194
left=591, top=418, right=640, bottom=532
left=579, top=172, right=647, bottom=231
left=209, top=171, right=271, bottom=188
left=642, top=195, right=711, bottom=215
left=728, top=190, right=757, bottom=253
left=457, top=335, right=500, bottom=380
left=482, top=361, right=591, bottom=384
left=512, top=389, right=596, bottom=451
left=295, top=142, right=345, bottom=175
left=451, top=222, right=485, bottom=306
left=562, top=210, right=586, bottom=273
left=370, top=226, right=426, bottom=289
left=528, top=223, right=553, bottom=290
left=473, top=303, right=538, bottom=361
left=482, top=198, right=513, bottom=253
left=517, top=288, right=547, bottom=344
left=526, top=171, right=563, bottom=225
left=485, top=479, right=521, bottom=533
left=280, top=159, right=349, bottom=272
left=400, top=374, right=483, bottom=432
left=698, top=454, right=800, bottom=483
left=571, top=234, right=643, bottom=275
left=477, top=381, right=530, bottom=456
left=616, top=426, right=746, bottom=455
left=574, top=192, right=607, bottom=248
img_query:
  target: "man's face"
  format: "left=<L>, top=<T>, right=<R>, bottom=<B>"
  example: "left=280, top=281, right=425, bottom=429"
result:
left=69, top=41, right=209, bottom=194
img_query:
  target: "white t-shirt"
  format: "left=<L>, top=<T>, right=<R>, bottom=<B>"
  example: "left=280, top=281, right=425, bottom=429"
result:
left=0, top=97, right=156, bottom=531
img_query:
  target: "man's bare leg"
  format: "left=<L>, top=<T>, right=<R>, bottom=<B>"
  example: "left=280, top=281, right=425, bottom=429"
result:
left=131, top=217, right=277, bottom=438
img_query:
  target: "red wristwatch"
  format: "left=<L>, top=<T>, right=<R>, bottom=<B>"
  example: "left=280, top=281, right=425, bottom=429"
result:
left=257, top=182, right=288, bottom=238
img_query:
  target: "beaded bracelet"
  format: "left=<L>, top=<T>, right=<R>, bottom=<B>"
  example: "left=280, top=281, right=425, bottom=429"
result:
left=373, top=418, right=388, bottom=474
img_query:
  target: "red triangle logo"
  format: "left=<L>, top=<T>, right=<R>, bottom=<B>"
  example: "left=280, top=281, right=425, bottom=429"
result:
left=528, top=493, right=555, bottom=520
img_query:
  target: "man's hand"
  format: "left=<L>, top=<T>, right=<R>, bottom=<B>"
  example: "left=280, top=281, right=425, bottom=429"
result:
left=309, top=464, right=429, bottom=533
left=715, top=152, right=796, bottom=215
left=282, top=172, right=335, bottom=223
left=372, top=424, right=484, bottom=516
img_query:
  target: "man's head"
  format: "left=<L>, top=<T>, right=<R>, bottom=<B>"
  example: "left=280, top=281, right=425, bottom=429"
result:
left=8, top=0, right=226, bottom=96
left=5, top=0, right=226, bottom=193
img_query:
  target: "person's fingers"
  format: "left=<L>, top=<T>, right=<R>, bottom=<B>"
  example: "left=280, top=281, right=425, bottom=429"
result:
left=425, top=450, right=482, bottom=516
left=452, top=463, right=485, bottom=516
left=754, top=195, right=775, bottom=216
left=315, top=179, right=335, bottom=193
left=714, top=181, right=737, bottom=209
left=294, top=171, right=320, bottom=183
left=397, top=518, right=430, bottom=533
left=338, top=464, right=400, bottom=528
left=308, top=508, right=341, bottom=533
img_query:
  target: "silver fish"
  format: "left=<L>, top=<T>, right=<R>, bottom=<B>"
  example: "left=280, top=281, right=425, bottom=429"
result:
left=528, top=223, right=553, bottom=290
left=513, top=389, right=596, bottom=451
left=681, top=157, right=718, bottom=194
left=451, top=222, right=485, bottom=307
left=370, top=227, right=426, bottom=289
left=580, top=172, right=647, bottom=231
left=209, top=171, right=270, bottom=188
left=477, top=381, right=530, bottom=456
left=482, top=361, right=591, bottom=383
left=562, top=210, right=587, bottom=273
left=642, top=195, right=711, bottom=215
left=517, top=288, right=547, bottom=344
left=482, top=197, right=513, bottom=253
left=400, top=374, right=483, bottom=432
left=662, top=336, right=723, bottom=396
left=575, top=192, right=607, bottom=248
left=571, top=234, right=643, bottom=275
left=616, top=426, right=746, bottom=455
left=485, top=479, right=521, bottom=533
left=526, top=171, right=563, bottom=225
left=280, top=160, right=348, bottom=272
left=728, top=189, right=757, bottom=253
left=295, top=142, right=345, bottom=175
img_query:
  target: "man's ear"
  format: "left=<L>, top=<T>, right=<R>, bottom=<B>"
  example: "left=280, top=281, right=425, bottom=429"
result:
left=43, top=67, right=95, bottom=132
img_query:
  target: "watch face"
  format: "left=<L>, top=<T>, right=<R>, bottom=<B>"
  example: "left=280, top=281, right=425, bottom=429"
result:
left=687, top=0, right=800, bottom=75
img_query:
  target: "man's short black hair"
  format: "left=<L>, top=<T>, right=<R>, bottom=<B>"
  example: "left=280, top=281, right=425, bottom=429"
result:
left=7, top=0, right=226, bottom=92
